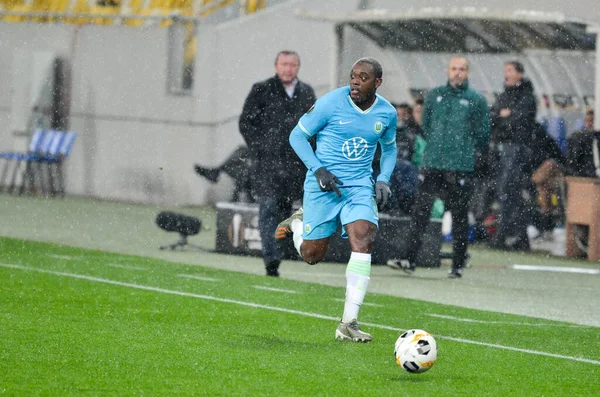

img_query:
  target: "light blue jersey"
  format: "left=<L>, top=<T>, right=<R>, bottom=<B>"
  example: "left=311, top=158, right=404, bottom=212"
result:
left=288, top=86, right=397, bottom=239
left=292, top=86, right=397, bottom=192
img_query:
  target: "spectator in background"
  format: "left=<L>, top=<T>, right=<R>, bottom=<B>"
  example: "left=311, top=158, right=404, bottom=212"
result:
left=410, top=98, right=426, bottom=168
left=386, top=102, right=424, bottom=214
left=526, top=121, right=567, bottom=242
left=395, top=102, right=422, bottom=162
left=194, top=146, right=254, bottom=203
left=412, top=98, right=424, bottom=126
left=387, top=56, right=490, bottom=278
left=239, top=50, right=316, bottom=277
left=489, top=61, right=537, bottom=251
left=566, top=111, right=599, bottom=178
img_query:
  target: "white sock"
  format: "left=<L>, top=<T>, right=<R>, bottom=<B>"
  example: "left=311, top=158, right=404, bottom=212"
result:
left=342, top=252, right=371, bottom=323
left=291, top=218, right=304, bottom=257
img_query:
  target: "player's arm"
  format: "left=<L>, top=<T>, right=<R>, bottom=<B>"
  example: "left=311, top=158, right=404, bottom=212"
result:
left=375, top=114, right=398, bottom=207
left=289, top=96, right=344, bottom=196
left=239, top=83, right=264, bottom=148
left=377, top=115, right=398, bottom=184
left=289, top=126, right=322, bottom=172
left=473, top=95, right=491, bottom=151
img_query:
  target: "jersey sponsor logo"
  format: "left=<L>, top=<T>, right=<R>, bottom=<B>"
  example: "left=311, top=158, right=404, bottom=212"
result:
left=319, top=179, right=327, bottom=189
left=437, top=96, right=443, bottom=102
left=374, top=121, right=383, bottom=134
left=342, top=137, right=369, bottom=160
left=304, top=224, right=312, bottom=234
left=459, top=99, right=469, bottom=106
left=339, top=120, right=353, bottom=125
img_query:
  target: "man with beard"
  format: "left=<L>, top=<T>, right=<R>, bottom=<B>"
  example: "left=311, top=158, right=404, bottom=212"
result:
left=387, top=56, right=490, bottom=278
left=489, top=61, right=538, bottom=251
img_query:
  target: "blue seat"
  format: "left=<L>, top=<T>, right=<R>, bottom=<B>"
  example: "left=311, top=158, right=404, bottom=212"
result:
left=547, top=116, right=567, bottom=153
left=0, top=129, right=48, bottom=193
left=0, top=130, right=77, bottom=195
left=36, top=131, right=77, bottom=195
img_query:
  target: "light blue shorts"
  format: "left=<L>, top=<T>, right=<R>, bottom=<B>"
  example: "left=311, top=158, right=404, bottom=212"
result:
left=302, top=185, right=378, bottom=240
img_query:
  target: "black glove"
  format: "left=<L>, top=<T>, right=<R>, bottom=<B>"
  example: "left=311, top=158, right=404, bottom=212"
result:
left=314, top=167, right=343, bottom=197
left=375, top=181, right=391, bottom=208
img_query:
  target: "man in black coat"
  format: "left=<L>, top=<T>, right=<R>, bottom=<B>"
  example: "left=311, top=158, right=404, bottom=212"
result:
left=566, top=111, right=599, bottom=178
left=489, top=61, right=537, bottom=251
left=239, top=50, right=316, bottom=276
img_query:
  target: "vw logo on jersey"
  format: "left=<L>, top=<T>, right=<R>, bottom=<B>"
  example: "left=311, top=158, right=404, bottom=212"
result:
left=342, top=137, right=369, bottom=160
left=374, top=121, right=383, bottom=134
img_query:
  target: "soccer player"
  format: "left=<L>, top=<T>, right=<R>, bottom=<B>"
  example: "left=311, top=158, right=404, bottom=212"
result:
left=275, top=57, right=397, bottom=342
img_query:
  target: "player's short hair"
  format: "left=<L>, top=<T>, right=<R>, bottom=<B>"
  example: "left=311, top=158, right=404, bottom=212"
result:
left=354, top=57, right=383, bottom=79
left=505, top=60, right=525, bottom=74
left=414, top=97, right=425, bottom=106
left=586, top=109, right=594, bottom=116
left=275, top=50, right=300, bottom=66
left=395, top=102, right=413, bottom=115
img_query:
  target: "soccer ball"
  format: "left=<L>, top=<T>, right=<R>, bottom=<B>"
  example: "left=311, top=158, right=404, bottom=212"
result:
left=394, top=329, right=437, bottom=373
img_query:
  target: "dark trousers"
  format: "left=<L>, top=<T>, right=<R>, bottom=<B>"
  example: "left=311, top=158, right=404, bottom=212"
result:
left=494, top=144, right=533, bottom=249
left=406, top=169, right=473, bottom=269
left=257, top=195, right=293, bottom=269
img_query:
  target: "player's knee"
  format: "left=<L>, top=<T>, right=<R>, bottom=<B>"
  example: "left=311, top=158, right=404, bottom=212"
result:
left=349, top=231, right=376, bottom=253
left=302, top=246, right=326, bottom=265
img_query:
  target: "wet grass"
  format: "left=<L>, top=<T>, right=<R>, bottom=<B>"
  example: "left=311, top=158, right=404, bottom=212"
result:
left=1, top=238, right=599, bottom=396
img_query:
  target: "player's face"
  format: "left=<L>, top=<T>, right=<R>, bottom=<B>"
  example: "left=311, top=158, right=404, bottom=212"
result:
left=447, top=57, right=469, bottom=88
left=275, top=54, right=300, bottom=85
left=349, top=63, right=382, bottom=105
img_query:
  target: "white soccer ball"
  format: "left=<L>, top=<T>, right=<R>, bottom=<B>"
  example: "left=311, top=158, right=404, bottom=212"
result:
left=394, top=329, right=438, bottom=373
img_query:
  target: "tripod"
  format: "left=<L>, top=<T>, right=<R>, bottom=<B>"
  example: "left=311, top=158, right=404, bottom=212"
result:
left=159, top=233, right=207, bottom=252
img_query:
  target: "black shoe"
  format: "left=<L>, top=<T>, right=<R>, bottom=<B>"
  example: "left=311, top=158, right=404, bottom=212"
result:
left=448, top=268, right=463, bottom=279
left=194, top=165, right=220, bottom=183
left=386, top=259, right=415, bottom=274
left=266, top=260, right=280, bottom=277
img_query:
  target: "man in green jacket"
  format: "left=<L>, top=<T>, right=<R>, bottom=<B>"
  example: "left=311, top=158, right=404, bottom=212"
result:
left=388, top=56, right=490, bottom=278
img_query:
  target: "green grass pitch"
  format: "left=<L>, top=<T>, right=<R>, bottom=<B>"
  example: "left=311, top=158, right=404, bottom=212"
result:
left=1, top=237, right=599, bottom=396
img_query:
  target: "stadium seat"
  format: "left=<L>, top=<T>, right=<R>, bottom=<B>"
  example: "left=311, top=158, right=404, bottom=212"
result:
left=0, top=129, right=50, bottom=193
left=0, top=130, right=76, bottom=195
left=547, top=116, right=567, bottom=153
left=33, top=130, right=77, bottom=195
left=1, top=129, right=43, bottom=192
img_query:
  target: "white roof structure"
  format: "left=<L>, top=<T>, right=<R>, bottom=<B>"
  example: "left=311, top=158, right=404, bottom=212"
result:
left=296, top=6, right=600, bottom=128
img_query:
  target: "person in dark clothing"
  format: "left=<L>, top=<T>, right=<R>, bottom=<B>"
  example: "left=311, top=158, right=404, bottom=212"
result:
left=194, top=146, right=254, bottom=203
left=489, top=61, right=537, bottom=251
left=239, top=50, right=316, bottom=277
left=530, top=121, right=567, bottom=235
left=566, top=111, right=599, bottom=178
left=387, top=56, right=490, bottom=278
left=390, top=102, right=423, bottom=213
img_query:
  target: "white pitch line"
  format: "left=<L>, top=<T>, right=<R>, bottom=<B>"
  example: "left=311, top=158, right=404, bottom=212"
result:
left=1, top=263, right=599, bottom=366
left=178, top=274, right=220, bottom=282
left=48, top=254, right=80, bottom=261
left=510, top=264, right=600, bottom=275
left=253, top=286, right=298, bottom=294
left=106, top=264, right=148, bottom=271
left=426, top=313, right=591, bottom=328
left=332, top=298, right=383, bottom=307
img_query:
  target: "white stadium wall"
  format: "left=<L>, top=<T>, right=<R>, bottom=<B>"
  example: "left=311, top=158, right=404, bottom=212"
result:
left=0, top=0, right=360, bottom=205
left=0, top=0, right=598, bottom=205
